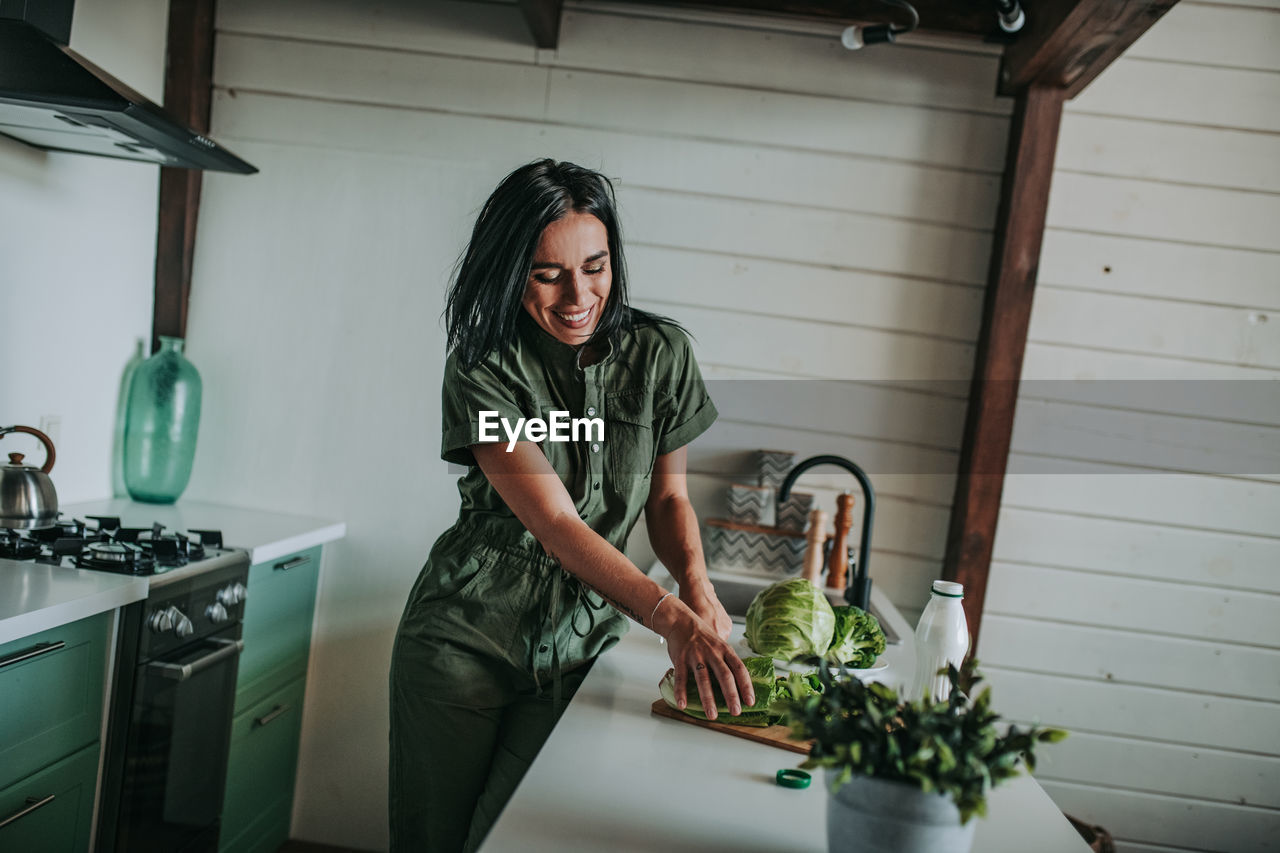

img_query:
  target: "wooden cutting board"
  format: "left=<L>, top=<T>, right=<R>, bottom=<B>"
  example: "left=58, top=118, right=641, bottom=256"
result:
left=649, top=699, right=813, bottom=755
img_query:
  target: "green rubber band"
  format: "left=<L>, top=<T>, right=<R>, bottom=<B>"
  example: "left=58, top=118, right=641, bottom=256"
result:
left=776, top=769, right=811, bottom=789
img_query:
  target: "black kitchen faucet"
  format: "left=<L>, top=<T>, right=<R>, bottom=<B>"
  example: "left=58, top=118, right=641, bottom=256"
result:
left=776, top=454, right=876, bottom=610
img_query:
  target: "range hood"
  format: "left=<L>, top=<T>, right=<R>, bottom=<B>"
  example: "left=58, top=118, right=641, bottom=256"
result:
left=0, top=2, right=256, bottom=173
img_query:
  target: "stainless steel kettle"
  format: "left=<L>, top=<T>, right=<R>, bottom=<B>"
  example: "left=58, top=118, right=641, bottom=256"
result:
left=0, top=425, right=59, bottom=529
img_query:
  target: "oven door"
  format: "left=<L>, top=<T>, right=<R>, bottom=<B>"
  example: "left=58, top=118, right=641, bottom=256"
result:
left=115, top=629, right=243, bottom=853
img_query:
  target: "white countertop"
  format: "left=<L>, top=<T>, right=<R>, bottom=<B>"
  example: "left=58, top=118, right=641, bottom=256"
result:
left=0, top=560, right=146, bottom=645
left=0, top=498, right=346, bottom=645
left=62, top=498, right=347, bottom=564
left=483, top=579, right=1088, bottom=853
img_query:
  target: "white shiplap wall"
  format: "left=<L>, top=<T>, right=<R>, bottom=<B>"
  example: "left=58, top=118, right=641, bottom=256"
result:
left=976, top=3, right=1280, bottom=852
left=187, top=1, right=1005, bottom=845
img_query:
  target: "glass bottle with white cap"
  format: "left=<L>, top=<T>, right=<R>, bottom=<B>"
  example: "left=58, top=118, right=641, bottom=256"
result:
left=910, top=580, right=970, bottom=704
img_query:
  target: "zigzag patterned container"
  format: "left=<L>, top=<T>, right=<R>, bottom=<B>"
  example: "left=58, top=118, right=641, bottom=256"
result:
left=755, top=449, right=795, bottom=489
left=702, top=518, right=806, bottom=578
left=775, top=491, right=815, bottom=532
left=726, top=483, right=773, bottom=526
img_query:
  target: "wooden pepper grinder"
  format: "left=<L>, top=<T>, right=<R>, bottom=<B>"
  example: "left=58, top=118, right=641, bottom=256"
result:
left=800, top=509, right=829, bottom=585
left=827, top=492, right=855, bottom=590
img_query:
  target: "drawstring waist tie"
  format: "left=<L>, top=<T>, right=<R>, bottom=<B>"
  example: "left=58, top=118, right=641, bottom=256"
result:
left=538, top=565, right=609, bottom=711
left=446, top=514, right=611, bottom=708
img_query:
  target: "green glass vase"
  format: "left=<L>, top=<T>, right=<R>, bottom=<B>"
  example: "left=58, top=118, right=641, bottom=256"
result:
left=123, top=336, right=202, bottom=504
left=111, top=338, right=146, bottom=497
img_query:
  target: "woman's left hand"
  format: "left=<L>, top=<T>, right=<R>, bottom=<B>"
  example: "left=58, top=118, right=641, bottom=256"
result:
left=681, top=579, right=732, bottom=640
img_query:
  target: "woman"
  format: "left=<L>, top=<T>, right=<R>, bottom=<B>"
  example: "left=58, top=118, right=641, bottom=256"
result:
left=389, top=159, right=753, bottom=853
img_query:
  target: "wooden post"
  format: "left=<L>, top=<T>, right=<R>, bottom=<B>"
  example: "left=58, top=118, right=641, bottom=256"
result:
left=518, top=0, right=564, bottom=49
left=942, top=85, right=1065, bottom=643
left=151, top=0, right=216, bottom=353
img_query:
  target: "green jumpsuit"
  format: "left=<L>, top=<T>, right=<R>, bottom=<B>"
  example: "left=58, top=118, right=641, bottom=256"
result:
left=389, top=313, right=717, bottom=852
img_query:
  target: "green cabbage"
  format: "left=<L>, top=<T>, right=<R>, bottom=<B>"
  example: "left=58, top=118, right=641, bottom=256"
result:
left=826, top=605, right=887, bottom=668
left=659, top=656, right=778, bottom=726
left=744, top=578, right=836, bottom=661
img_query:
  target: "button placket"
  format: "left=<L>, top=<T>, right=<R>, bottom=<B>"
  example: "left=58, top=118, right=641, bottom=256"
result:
left=584, top=367, right=604, bottom=515
left=534, top=579, right=557, bottom=674
left=536, top=646, right=553, bottom=680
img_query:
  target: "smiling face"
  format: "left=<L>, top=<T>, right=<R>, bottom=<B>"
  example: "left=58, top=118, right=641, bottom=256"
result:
left=522, top=212, right=612, bottom=347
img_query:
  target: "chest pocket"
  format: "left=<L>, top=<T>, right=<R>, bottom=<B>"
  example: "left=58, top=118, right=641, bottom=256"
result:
left=605, top=389, right=656, bottom=486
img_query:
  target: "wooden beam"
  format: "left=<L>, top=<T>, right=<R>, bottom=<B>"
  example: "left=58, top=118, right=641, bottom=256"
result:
left=618, top=0, right=994, bottom=38
left=519, top=0, right=565, bottom=49
left=608, top=0, right=1178, bottom=94
left=942, top=85, right=1065, bottom=646
left=1000, top=0, right=1178, bottom=97
left=152, top=0, right=216, bottom=353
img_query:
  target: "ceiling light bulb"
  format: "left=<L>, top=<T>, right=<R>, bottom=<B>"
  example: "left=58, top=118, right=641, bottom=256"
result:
left=840, top=25, right=865, bottom=50
left=997, top=0, right=1025, bottom=33
left=841, top=23, right=895, bottom=50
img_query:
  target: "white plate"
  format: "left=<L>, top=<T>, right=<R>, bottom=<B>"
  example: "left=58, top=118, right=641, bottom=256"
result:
left=733, top=636, right=888, bottom=681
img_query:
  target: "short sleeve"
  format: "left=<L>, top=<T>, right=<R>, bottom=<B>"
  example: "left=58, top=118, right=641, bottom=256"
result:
left=440, top=353, right=529, bottom=466
left=654, top=327, right=718, bottom=456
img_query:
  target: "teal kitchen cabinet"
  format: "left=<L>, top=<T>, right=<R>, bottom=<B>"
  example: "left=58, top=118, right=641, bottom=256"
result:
left=0, top=612, right=111, bottom=850
left=0, top=743, right=100, bottom=852
left=220, top=677, right=308, bottom=853
left=220, top=545, right=322, bottom=853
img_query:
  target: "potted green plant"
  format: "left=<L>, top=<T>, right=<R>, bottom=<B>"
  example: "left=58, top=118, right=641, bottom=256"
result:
left=776, top=659, right=1067, bottom=853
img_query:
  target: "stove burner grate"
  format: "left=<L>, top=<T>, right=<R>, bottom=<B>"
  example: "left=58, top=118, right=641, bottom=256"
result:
left=0, top=531, right=41, bottom=560
left=2, top=518, right=226, bottom=575
left=76, top=540, right=155, bottom=574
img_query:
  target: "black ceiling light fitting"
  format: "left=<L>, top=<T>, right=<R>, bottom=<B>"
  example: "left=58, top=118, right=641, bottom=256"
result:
left=840, top=0, right=919, bottom=50
left=996, top=0, right=1027, bottom=33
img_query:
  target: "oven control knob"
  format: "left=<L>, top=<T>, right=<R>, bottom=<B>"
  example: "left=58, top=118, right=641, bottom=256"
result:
left=233, top=582, right=247, bottom=603
left=217, top=582, right=247, bottom=607
left=174, top=613, right=195, bottom=639
left=205, top=602, right=229, bottom=624
left=149, top=607, right=177, bottom=633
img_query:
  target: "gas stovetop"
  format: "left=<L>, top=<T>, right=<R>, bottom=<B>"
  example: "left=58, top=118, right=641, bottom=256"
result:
left=0, top=515, right=233, bottom=578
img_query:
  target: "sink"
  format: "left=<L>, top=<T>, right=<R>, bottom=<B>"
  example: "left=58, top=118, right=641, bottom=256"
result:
left=705, top=570, right=900, bottom=645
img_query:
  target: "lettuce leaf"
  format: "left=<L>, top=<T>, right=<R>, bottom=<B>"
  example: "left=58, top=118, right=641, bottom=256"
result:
left=658, top=656, right=778, bottom=727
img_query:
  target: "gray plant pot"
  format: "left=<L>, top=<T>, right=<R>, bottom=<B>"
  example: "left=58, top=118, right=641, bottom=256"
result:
left=825, top=769, right=977, bottom=853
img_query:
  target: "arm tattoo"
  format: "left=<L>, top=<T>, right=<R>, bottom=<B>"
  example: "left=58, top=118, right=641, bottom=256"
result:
left=574, top=575, right=643, bottom=624
left=541, top=541, right=644, bottom=623
left=595, top=587, right=642, bottom=623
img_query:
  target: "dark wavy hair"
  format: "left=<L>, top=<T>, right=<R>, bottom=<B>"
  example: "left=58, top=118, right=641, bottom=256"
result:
left=445, top=158, right=670, bottom=369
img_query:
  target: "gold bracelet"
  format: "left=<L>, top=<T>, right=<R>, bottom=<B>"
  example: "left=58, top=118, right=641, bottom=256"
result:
left=649, top=591, right=675, bottom=627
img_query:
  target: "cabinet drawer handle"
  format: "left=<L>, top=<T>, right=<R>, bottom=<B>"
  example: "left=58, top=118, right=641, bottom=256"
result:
left=254, top=703, right=292, bottom=728
left=0, top=641, right=65, bottom=670
left=274, top=555, right=312, bottom=572
left=0, top=794, right=56, bottom=829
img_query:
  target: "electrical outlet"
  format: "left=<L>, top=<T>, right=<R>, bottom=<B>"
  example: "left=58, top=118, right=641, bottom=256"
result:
left=38, top=415, right=61, bottom=452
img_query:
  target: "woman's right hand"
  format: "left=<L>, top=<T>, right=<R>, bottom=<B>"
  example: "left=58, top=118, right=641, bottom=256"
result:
left=654, top=600, right=755, bottom=720
left=681, top=577, right=733, bottom=641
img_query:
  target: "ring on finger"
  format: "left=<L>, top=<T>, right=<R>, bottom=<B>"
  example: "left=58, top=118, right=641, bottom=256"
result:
left=695, top=663, right=707, bottom=670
